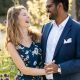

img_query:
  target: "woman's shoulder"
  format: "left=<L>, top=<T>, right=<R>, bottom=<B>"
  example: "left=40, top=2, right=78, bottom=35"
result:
left=7, top=42, right=15, bottom=49
left=7, top=42, right=23, bottom=51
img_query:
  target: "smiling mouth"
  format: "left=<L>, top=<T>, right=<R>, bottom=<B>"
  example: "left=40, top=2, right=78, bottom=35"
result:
left=25, top=21, right=29, bottom=23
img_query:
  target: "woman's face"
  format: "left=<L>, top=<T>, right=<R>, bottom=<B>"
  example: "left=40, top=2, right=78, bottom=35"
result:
left=18, top=9, right=30, bottom=27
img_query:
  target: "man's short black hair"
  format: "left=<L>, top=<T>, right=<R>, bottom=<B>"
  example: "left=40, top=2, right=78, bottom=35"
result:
left=53, top=0, right=69, bottom=12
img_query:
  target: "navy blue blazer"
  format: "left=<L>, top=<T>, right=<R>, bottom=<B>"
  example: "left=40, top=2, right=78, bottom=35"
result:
left=41, top=17, right=80, bottom=80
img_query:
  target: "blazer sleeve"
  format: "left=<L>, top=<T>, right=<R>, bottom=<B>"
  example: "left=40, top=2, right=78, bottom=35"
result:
left=41, top=25, right=45, bottom=33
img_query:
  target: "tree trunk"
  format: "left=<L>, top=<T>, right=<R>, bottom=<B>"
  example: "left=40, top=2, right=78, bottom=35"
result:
left=71, top=0, right=77, bottom=20
left=76, top=0, right=80, bottom=21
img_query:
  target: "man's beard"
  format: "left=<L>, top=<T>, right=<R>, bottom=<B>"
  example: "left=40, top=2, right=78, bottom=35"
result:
left=49, top=15, right=56, bottom=20
left=49, top=8, right=58, bottom=20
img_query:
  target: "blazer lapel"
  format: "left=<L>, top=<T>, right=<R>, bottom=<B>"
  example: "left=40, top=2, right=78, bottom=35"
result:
left=42, top=22, right=53, bottom=60
left=53, top=18, right=72, bottom=59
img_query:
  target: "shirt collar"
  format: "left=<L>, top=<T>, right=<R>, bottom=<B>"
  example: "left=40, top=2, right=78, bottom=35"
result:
left=59, top=16, right=69, bottom=30
left=52, top=16, right=69, bottom=30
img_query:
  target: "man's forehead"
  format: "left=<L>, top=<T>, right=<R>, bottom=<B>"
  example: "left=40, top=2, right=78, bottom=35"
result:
left=46, top=0, right=53, bottom=5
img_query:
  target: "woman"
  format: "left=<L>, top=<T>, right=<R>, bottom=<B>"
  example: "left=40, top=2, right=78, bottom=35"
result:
left=6, top=5, right=46, bottom=80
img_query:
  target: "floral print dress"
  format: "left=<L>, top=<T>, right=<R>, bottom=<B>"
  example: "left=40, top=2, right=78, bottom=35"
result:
left=15, top=42, right=43, bottom=80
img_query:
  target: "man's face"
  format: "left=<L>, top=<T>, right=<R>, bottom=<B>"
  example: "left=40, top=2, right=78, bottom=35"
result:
left=46, top=0, right=58, bottom=20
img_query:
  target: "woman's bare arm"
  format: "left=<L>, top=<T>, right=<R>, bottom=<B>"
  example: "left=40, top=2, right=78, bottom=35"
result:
left=7, top=42, right=46, bottom=76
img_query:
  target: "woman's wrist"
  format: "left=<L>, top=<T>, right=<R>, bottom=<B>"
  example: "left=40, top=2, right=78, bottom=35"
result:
left=42, top=69, right=47, bottom=75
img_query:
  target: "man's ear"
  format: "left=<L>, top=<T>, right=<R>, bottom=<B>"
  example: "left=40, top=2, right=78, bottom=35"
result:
left=57, top=3, right=63, bottom=10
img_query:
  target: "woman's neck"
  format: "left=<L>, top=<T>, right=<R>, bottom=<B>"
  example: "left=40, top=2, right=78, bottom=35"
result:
left=19, top=23, right=30, bottom=34
left=19, top=26, right=28, bottom=37
left=19, top=26, right=32, bottom=45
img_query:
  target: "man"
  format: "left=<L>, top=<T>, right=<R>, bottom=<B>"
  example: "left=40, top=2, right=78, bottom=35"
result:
left=41, top=0, right=80, bottom=80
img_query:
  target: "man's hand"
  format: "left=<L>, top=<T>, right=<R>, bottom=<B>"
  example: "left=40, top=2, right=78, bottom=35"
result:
left=44, top=63, right=59, bottom=74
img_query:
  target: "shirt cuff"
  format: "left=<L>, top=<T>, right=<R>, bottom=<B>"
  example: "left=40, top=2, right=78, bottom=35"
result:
left=58, top=64, right=61, bottom=74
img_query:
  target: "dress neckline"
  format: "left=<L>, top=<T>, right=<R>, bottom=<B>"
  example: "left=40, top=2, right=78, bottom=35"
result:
left=19, top=41, right=34, bottom=49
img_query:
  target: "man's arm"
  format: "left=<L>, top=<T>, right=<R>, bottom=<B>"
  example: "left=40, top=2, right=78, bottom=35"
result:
left=60, top=25, right=80, bottom=76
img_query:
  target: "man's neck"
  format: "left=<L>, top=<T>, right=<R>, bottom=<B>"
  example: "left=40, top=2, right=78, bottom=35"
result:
left=55, top=13, right=68, bottom=26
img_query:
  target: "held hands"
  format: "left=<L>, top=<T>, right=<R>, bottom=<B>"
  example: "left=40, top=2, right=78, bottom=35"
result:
left=44, top=63, right=59, bottom=74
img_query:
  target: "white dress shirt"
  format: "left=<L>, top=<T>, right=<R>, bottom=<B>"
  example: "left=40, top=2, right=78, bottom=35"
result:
left=45, top=16, right=69, bottom=79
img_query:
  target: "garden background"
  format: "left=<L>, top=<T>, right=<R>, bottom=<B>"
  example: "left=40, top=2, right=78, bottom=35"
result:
left=0, top=0, right=80, bottom=80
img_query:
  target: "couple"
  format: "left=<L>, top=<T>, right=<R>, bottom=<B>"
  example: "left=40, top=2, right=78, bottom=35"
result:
left=6, top=0, right=80, bottom=80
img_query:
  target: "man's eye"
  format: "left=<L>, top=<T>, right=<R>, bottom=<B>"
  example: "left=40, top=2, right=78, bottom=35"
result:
left=46, top=5, right=51, bottom=8
left=46, top=4, right=54, bottom=8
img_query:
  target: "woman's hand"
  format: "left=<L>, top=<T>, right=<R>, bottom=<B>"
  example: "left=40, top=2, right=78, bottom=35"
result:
left=44, top=63, right=59, bottom=74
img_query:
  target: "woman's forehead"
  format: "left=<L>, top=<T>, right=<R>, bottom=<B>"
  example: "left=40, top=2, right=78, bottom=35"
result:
left=19, top=9, right=27, bottom=14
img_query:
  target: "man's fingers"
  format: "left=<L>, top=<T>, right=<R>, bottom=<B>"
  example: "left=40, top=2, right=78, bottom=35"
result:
left=44, top=63, right=53, bottom=68
left=45, top=67, right=53, bottom=73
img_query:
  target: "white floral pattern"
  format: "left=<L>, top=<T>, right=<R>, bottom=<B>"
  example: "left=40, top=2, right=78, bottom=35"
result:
left=16, top=42, right=43, bottom=80
left=33, top=61, right=37, bottom=66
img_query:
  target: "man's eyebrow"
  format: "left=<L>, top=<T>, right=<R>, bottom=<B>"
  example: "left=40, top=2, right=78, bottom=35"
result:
left=46, top=3, right=54, bottom=8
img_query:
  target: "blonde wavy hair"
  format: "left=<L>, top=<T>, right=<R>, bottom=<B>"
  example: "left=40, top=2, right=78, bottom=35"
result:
left=6, top=5, right=41, bottom=46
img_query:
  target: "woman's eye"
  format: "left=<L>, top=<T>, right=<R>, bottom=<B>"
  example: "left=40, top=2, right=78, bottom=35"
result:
left=22, top=13, right=27, bottom=16
left=23, top=14, right=26, bottom=16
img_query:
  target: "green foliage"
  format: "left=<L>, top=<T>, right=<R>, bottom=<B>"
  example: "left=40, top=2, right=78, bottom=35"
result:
left=0, top=24, right=18, bottom=79
left=12, top=0, right=19, bottom=5
left=0, top=50, right=18, bottom=80
left=0, top=0, right=14, bottom=16
left=27, top=0, right=49, bottom=28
